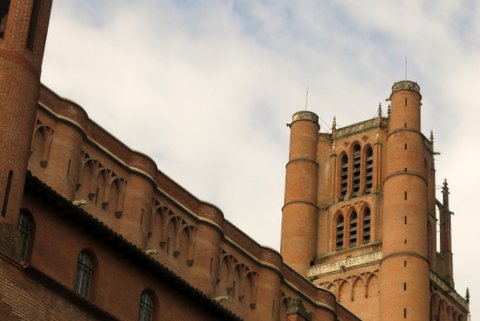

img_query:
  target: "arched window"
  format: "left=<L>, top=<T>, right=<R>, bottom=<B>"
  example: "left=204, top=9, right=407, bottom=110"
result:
left=349, top=211, right=358, bottom=248
left=363, top=207, right=371, bottom=244
left=365, top=147, right=373, bottom=194
left=74, top=251, right=94, bottom=299
left=335, top=215, right=344, bottom=251
left=18, top=209, right=35, bottom=262
left=138, top=290, right=155, bottom=321
left=339, top=154, right=348, bottom=201
left=351, top=144, right=361, bottom=197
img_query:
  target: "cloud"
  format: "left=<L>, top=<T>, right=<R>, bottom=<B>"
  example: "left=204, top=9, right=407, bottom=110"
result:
left=42, top=0, right=480, bottom=317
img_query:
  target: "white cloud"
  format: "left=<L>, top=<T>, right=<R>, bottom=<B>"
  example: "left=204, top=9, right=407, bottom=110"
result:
left=42, top=0, right=480, bottom=317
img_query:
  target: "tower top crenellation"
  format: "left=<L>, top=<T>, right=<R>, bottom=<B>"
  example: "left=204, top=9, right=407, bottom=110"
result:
left=391, top=80, right=421, bottom=96
left=291, top=110, right=319, bottom=126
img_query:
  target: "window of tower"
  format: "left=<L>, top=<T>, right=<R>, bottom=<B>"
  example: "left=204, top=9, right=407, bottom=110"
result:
left=349, top=211, right=358, bottom=248
left=351, top=144, right=361, bottom=197
left=0, top=0, right=10, bottom=38
left=26, top=0, right=41, bottom=50
left=335, top=215, right=344, bottom=251
left=18, top=209, right=35, bottom=262
left=339, top=154, right=348, bottom=201
left=1, top=170, right=13, bottom=217
left=365, top=147, right=373, bottom=194
left=362, top=207, right=371, bottom=244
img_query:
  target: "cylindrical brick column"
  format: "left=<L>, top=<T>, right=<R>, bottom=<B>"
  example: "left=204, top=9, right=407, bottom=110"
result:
left=380, top=81, right=430, bottom=321
left=280, top=111, right=319, bottom=275
left=0, top=0, right=52, bottom=223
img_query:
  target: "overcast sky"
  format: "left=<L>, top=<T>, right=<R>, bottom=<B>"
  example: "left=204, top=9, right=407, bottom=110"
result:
left=41, top=0, right=479, bottom=318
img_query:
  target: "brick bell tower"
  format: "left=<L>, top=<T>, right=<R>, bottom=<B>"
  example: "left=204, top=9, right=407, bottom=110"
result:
left=281, top=81, right=469, bottom=321
left=0, top=0, right=53, bottom=225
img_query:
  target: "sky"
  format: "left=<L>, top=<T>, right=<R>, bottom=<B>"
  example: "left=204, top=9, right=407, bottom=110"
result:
left=41, top=0, right=479, bottom=318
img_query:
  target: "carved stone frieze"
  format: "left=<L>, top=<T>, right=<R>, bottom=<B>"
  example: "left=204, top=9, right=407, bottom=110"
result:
left=307, top=251, right=382, bottom=278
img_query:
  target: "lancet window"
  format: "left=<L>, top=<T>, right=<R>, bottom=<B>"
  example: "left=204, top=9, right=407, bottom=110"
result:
left=339, top=154, right=348, bottom=201
left=351, top=144, right=361, bottom=197
left=363, top=207, right=371, bottom=244
left=338, top=144, right=374, bottom=200
left=365, top=147, right=373, bottom=194
left=335, top=215, right=344, bottom=250
left=349, top=211, right=358, bottom=247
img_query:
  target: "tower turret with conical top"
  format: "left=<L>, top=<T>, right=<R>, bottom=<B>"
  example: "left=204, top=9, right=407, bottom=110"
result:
left=0, top=0, right=53, bottom=224
left=380, top=80, right=430, bottom=321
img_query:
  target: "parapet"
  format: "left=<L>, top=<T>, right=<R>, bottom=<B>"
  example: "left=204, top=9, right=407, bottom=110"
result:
left=391, top=80, right=421, bottom=96
left=291, top=111, right=319, bottom=125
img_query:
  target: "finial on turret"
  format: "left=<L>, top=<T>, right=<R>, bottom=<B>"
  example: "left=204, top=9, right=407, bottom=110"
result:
left=378, top=103, right=382, bottom=117
left=442, top=179, right=450, bottom=210
left=430, top=130, right=434, bottom=144
left=387, top=104, right=391, bottom=118
left=443, top=179, right=449, bottom=192
left=466, top=288, right=470, bottom=303
left=332, top=116, right=337, bottom=138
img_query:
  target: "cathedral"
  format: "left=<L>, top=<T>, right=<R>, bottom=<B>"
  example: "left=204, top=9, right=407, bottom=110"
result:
left=0, top=1, right=470, bottom=320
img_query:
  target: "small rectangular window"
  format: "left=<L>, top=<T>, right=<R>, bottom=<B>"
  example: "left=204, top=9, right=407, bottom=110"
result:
left=404, top=308, right=407, bottom=319
left=26, top=0, right=41, bottom=50
left=0, top=0, right=10, bottom=38
left=404, top=282, right=407, bottom=291
left=2, top=170, right=13, bottom=216
left=404, top=191, right=408, bottom=200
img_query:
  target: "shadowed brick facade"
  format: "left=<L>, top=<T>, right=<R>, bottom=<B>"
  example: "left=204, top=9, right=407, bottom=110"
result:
left=0, top=1, right=360, bottom=321
left=0, top=1, right=469, bottom=321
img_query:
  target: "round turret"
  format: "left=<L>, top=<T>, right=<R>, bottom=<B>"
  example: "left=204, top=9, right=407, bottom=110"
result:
left=380, top=80, right=430, bottom=321
left=0, top=0, right=53, bottom=223
left=280, top=110, right=319, bottom=275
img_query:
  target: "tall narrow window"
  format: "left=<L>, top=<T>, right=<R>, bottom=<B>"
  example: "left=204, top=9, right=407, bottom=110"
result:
left=365, top=147, right=373, bottom=194
left=339, top=154, right=348, bottom=201
left=351, top=144, right=361, bottom=197
left=335, top=215, right=344, bottom=251
left=2, top=170, right=13, bottom=217
left=138, top=290, right=155, bottom=321
left=74, top=251, right=94, bottom=299
left=0, top=0, right=10, bottom=38
left=349, top=211, right=358, bottom=248
left=26, top=0, right=41, bottom=50
left=18, top=210, right=35, bottom=262
left=363, top=207, right=371, bottom=244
